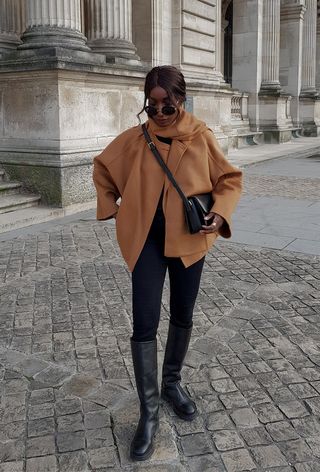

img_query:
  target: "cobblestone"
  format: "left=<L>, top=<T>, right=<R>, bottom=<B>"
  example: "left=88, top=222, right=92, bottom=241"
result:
left=240, top=426, right=272, bottom=446
left=230, top=407, right=260, bottom=428
left=180, top=433, right=214, bottom=456
left=221, top=448, right=256, bottom=471
left=212, top=429, right=244, bottom=451
left=26, top=435, right=55, bottom=458
left=206, top=411, right=235, bottom=431
left=250, top=444, right=288, bottom=467
left=27, top=417, right=55, bottom=437
left=253, top=403, right=284, bottom=423
left=56, top=431, right=86, bottom=453
left=58, top=451, right=89, bottom=472
left=265, top=420, right=300, bottom=442
left=25, top=455, right=57, bottom=472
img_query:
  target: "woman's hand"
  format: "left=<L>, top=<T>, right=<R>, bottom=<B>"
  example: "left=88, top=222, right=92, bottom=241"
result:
left=199, top=212, right=224, bottom=234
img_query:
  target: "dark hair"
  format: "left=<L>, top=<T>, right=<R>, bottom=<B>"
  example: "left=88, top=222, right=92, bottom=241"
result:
left=137, top=65, right=186, bottom=122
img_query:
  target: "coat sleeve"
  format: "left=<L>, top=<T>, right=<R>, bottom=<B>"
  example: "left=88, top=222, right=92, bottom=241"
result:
left=206, top=130, right=243, bottom=238
left=92, top=155, right=121, bottom=221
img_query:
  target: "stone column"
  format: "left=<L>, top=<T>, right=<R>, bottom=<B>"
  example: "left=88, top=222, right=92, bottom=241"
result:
left=260, top=0, right=281, bottom=91
left=232, top=0, right=264, bottom=130
left=301, top=0, right=317, bottom=95
left=280, top=0, right=306, bottom=126
left=152, top=0, right=165, bottom=65
left=0, top=0, right=25, bottom=53
left=85, top=0, right=139, bottom=60
left=316, top=12, right=320, bottom=91
left=18, top=0, right=89, bottom=51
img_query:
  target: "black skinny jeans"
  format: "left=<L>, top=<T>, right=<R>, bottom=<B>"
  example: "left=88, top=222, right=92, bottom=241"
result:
left=131, top=206, right=205, bottom=342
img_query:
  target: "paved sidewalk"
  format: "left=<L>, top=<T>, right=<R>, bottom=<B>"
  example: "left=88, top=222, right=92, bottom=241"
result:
left=228, top=136, right=320, bottom=168
left=231, top=153, right=320, bottom=257
left=0, top=153, right=320, bottom=471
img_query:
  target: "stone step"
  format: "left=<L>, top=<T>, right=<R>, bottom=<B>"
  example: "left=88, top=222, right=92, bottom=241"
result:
left=0, top=181, right=22, bottom=196
left=0, top=194, right=41, bottom=214
left=0, top=206, right=64, bottom=234
left=0, top=201, right=96, bottom=235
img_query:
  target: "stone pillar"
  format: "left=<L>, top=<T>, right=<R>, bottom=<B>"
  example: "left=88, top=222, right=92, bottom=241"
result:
left=85, top=0, right=139, bottom=60
left=301, top=0, right=317, bottom=95
left=316, top=13, right=320, bottom=91
left=0, top=0, right=25, bottom=53
left=152, top=0, right=165, bottom=65
left=316, top=12, right=320, bottom=132
left=299, top=0, right=319, bottom=135
left=232, top=0, right=264, bottom=130
left=280, top=0, right=306, bottom=127
left=258, top=0, right=294, bottom=143
left=18, top=0, right=89, bottom=51
left=260, top=0, right=281, bottom=91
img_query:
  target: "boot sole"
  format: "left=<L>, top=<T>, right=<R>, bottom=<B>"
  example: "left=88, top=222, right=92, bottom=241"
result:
left=129, top=423, right=159, bottom=461
left=161, top=392, right=198, bottom=421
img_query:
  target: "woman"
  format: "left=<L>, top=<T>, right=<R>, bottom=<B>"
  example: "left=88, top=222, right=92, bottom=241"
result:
left=93, top=66, right=242, bottom=462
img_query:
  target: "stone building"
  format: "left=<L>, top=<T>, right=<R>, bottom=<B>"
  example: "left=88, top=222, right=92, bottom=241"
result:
left=0, top=0, right=319, bottom=208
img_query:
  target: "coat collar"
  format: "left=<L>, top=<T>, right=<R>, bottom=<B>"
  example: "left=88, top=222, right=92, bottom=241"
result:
left=138, top=108, right=207, bottom=142
left=141, top=122, right=188, bottom=181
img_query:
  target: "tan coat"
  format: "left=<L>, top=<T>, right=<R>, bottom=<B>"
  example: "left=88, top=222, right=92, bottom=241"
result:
left=92, top=109, right=242, bottom=272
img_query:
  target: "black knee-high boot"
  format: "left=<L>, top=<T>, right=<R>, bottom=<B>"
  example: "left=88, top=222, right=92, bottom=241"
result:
left=130, top=337, right=159, bottom=461
left=161, top=322, right=197, bottom=421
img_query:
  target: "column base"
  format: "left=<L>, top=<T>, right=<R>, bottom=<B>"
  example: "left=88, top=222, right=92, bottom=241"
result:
left=258, top=91, right=293, bottom=139
left=18, top=26, right=90, bottom=52
left=300, top=89, right=319, bottom=99
left=300, top=124, right=320, bottom=137
left=88, top=38, right=140, bottom=61
left=0, top=46, right=108, bottom=69
left=299, top=95, right=320, bottom=135
left=259, top=83, right=282, bottom=94
left=262, top=128, right=299, bottom=144
left=0, top=34, right=22, bottom=53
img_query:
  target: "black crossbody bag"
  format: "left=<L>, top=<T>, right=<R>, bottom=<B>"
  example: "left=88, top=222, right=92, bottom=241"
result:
left=142, top=124, right=214, bottom=234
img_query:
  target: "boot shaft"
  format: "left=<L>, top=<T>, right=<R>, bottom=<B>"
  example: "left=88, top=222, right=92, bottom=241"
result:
left=162, top=322, right=192, bottom=385
left=130, top=337, right=159, bottom=408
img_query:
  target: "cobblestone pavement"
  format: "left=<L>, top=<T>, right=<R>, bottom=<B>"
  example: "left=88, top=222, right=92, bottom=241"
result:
left=243, top=174, right=320, bottom=200
left=243, top=154, right=320, bottom=200
left=0, top=156, right=320, bottom=471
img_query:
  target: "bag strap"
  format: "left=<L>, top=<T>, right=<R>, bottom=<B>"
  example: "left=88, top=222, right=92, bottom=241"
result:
left=141, top=123, right=192, bottom=210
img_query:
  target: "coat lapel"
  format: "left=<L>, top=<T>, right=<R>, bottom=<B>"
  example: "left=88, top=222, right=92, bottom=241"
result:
left=163, top=139, right=188, bottom=193
left=168, top=140, right=188, bottom=176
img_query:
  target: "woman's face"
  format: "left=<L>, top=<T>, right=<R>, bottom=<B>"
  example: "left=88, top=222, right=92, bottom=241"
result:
left=147, top=86, right=180, bottom=127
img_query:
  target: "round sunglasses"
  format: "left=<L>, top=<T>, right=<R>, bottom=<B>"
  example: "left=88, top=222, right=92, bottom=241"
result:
left=144, top=105, right=177, bottom=117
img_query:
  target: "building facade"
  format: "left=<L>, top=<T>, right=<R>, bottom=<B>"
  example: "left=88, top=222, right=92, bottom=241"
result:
left=0, top=0, right=319, bottom=207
